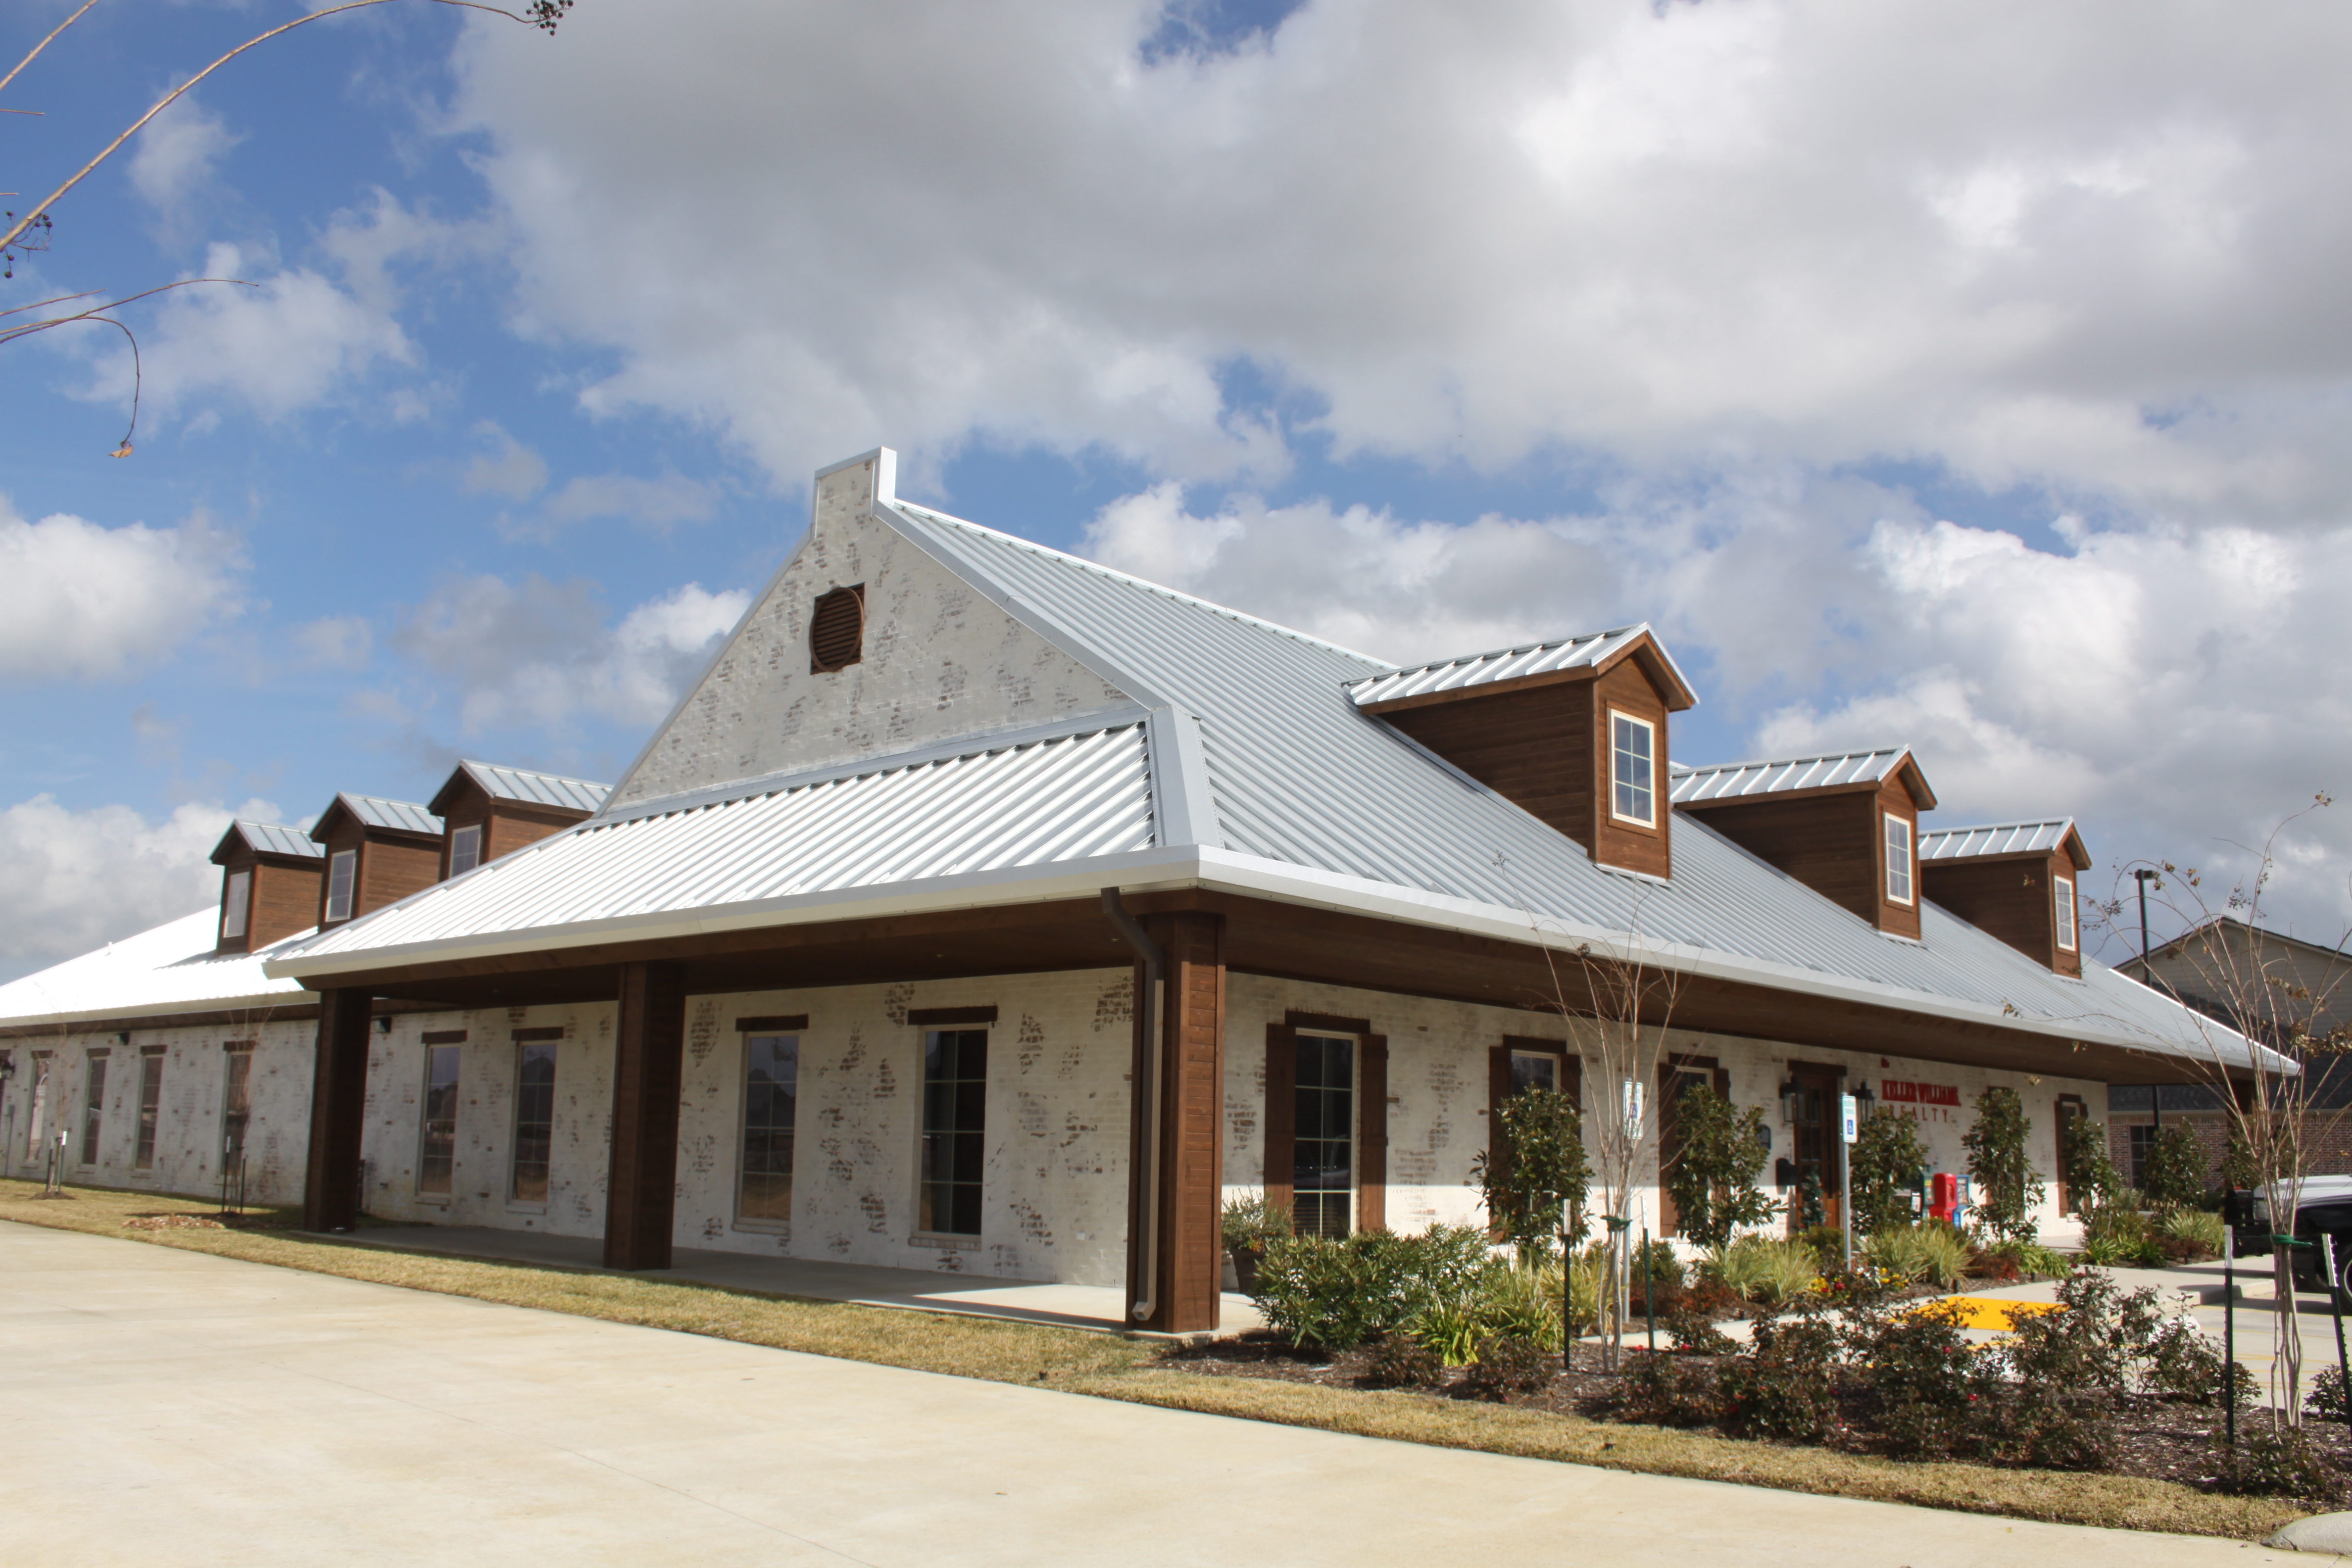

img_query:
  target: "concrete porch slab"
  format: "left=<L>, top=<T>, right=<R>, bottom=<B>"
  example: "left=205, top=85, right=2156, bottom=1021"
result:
left=335, top=1224, right=1265, bottom=1337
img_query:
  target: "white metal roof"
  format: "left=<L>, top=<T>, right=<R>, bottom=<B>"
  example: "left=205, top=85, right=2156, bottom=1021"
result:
left=221, top=821, right=323, bottom=860
left=1920, top=820, right=2080, bottom=861
left=276, top=722, right=1153, bottom=962
left=315, top=793, right=443, bottom=839
left=1343, top=626, right=1690, bottom=710
left=262, top=451, right=2264, bottom=1073
left=1671, top=747, right=1924, bottom=806
left=455, top=760, right=610, bottom=815
left=0, top=909, right=315, bottom=1029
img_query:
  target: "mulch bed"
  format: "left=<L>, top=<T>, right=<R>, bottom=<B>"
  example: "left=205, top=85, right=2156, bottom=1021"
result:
left=123, top=1213, right=291, bottom=1231
left=1160, top=1328, right=2352, bottom=1495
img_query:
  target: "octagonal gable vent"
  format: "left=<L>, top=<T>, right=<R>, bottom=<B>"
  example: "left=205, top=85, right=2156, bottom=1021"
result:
left=809, top=584, right=865, bottom=673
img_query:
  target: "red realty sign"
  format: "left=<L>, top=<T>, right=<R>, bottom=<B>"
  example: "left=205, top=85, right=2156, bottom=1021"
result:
left=1881, top=1080, right=1961, bottom=1107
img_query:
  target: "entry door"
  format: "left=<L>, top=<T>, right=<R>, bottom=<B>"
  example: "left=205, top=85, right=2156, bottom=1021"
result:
left=1786, top=1065, right=1842, bottom=1231
left=1657, top=1058, right=1722, bottom=1238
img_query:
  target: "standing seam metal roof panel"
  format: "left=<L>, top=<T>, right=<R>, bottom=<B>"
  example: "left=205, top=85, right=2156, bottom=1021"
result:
left=1670, top=748, right=1914, bottom=804
left=459, top=761, right=611, bottom=814
left=1342, top=628, right=1652, bottom=708
left=229, top=822, right=325, bottom=859
left=1920, top=821, right=2077, bottom=861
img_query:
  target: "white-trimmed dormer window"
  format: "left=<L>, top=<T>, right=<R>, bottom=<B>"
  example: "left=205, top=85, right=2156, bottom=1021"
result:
left=2055, top=875, right=2077, bottom=951
left=449, top=824, right=483, bottom=878
left=221, top=871, right=250, bottom=940
left=1610, top=711, right=1656, bottom=827
left=325, top=849, right=357, bottom=923
left=1884, top=814, right=1914, bottom=905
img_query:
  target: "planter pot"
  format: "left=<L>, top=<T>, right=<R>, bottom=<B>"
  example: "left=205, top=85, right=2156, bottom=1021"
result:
left=1228, top=1244, right=1262, bottom=1297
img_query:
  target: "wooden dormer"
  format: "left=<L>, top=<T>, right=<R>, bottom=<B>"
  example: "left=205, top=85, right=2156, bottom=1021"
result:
left=427, top=760, right=609, bottom=880
left=1919, top=819, right=2094, bottom=977
left=207, top=822, right=324, bottom=955
left=1348, top=625, right=1700, bottom=879
left=307, top=793, right=445, bottom=930
left=1671, top=747, right=1937, bottom=937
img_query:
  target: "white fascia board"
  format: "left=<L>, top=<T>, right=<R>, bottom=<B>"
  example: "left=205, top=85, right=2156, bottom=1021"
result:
left=264, top=845, right=1208, bottom=981
left=2, top=989, right=318, bottom=1031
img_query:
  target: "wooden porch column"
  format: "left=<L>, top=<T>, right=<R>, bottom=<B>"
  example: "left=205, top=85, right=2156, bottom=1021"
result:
left=301, top=987, right=372, bottom=1231
left=1133, top=911, right=1225, bottom=1334
left=604, top=960, right=688, bottom=1270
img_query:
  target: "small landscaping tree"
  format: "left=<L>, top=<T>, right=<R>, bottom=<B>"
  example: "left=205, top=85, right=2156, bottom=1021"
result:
left=1472, top=1085, right=1591, bottom=1264
left=2141, top=1125, right=2210, bottom=1213
left=1850, top=1108, right=1929, bottom=1235
left=1662, top=1081, right=1778, bottom=1250
left=2061, top=1111, right=2121, bottom=1220
left=1962, top=1086, right=2045, bottom=1242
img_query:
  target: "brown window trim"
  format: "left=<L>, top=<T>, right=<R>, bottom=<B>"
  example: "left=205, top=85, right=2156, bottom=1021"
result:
left=510, top=1027, right=563, bottom=1043
left=421, top=1030, right=468, bottom=1046
left=908, top=1005, right=997, bottom=1027
left=735, top=1014, right=809, bottom=1033
left=1284, top=1010, right=1371, bottom=1036
left=222, top=1039, right=256, bottom=1052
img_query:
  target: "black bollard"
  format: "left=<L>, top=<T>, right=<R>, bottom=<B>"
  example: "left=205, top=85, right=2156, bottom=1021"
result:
left=2224, top=1225, right=2237, bottom=1450
left=1643, top=1226, right=1656, bottom=1354
left=2327, top=1234, right=2350, bottom=1421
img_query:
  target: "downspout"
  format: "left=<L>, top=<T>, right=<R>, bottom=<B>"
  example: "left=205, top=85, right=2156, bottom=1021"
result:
left=1103, top=887, right=1164, bottom=1325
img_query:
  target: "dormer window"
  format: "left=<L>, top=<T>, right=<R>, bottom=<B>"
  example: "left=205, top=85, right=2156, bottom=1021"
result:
left=2055, top=875, right=2077, bottom=951
left=325, top=850, right=356, bottom=923
left=1610, top=711, right=1655, bottom=827
left=221, top=871, right=250, bottom=940
left=449, top=824, right=483, bottom=877
left=1884, top=814, right=1914, bottom=905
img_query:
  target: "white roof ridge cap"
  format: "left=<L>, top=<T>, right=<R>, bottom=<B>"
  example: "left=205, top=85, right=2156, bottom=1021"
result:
left=1677, top=741, right=1913, bottom=776
left=885, top=498, right=1389, bottom=667
left=1352, top=622, right=1649, bottom=681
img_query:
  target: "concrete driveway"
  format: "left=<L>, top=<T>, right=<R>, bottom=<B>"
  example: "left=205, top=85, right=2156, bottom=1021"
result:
left=0, top=1220, right=2312, bottom=1567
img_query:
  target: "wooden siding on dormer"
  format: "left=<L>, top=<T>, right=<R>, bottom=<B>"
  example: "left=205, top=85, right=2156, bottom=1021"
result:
left=316, top=819, right=442, bottom=929
left=1677, top=771, right=1919, bottom=937
left=430, top=771, right=598, bottom=879
left=1593, top=659, right=1671, bottom=880
left=1923, top=850, right=2081, bottom=976
left=212, top=849, right=323, bottom=955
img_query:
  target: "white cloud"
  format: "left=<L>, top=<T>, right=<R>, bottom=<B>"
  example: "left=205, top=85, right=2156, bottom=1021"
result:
left=392, top=575, right=748, bottom=736
left=540, top=472, right=717, bottom=532
left=452, top=0, right=2352, bottom=519
left=462, top=420, right=549, bottom=501
left=293, top=615, right=374, bottom=670
left=0, top=795, right=281, bottom=983
left=127, top=92, right=242, bottom=245
left=0, top=500, right=244, bottom=680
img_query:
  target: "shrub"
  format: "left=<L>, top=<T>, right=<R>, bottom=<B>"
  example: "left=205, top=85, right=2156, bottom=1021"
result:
left=1666, top=1309, right=1739, bottom=1356
left=1663, top=1082, right=1780, bottom=1250
left=2310, top=1365, right=2352, bottom=1424
left=2082, top=1187, right=2150, bottom=1249
left=1252, top=1224, right=1499, bottom=1351
left=1796, top=1223, right=1847, bottom=1270
left=1963, top=1086, right=2046, bottom=1243
left=1853, top=1301, right=2000, bottom=1458
left=1718, top=1312, right=1842, bottom=1441
left=1477, top=1259, right=1567, bottom=1353
left=1619, top=1349, right=1720, bottom=1425
left=1221, top=1191, right=1292, bottom=1254
left=2141, top=1125, right=2211, bottom=1213
left=1413, top=1294, right=1485, bottom=1366
left=1863, top=1222, right=1970, bottom=1290
left=1463, top=1333, right=1553, bottom=1398
left=1365, top=1334, right=1446, bottom=1389
left=2062, top=1112, right=2122, bottom=1218
left=1710, top=1235, right=1822, bottom=1303
left=1981, top=1240, right=2068, bottom=1279
left=2158, top=1207, right=2226, bottom=1259
left=1850, top=1108, right=1930, bottom=1235
left=1567, top=1248, right=1604, bottom=1338
left=2221, top=1424, right=2349, bottom=1503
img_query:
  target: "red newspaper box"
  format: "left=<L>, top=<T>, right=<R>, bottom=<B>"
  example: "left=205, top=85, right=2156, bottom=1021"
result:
left=1929, top=1172, right=1960, bottom=1223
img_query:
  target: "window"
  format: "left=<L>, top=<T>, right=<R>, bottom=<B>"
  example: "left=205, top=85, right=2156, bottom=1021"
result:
left=134, top=1050, right=164, bottom=1170
left=1610, top=712, right=1656, bottom=827
left=221, top=871, right=250, bottom=940
left=449, top=824, right=483, bottom=878
left=26, top=1051, right=52, bottom=1161
left=222, top=1048, right=253, bottom=1159
left=737, top=1034, right=800, bottom=1224
left=2055, top=875, right=2078, bottom=951
left=1294, top=1032, right=1355, bottom=1239
left=325, top=849, right=357, bottom=923
left=1884, top=813, right=1914, bottom=905
left=80, top=1049, right=108, bottom=1165
left=510, top=1041, right=557, bottom=1203
left=919, top=1029, right=987, bottom=1235
left=419, top=1045, right=461, bottom=1195
left=1509, top=1050, right=1560, bottom=1097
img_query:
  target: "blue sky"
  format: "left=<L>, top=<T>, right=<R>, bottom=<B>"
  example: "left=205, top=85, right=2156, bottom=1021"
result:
left=3, top=0, right=2349, bottom=980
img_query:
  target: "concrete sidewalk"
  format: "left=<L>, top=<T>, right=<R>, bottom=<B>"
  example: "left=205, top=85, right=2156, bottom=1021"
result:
left=0, top=1220, right=2314, bottom=1567
left=341, top=1221, right=1265, bottom=1336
